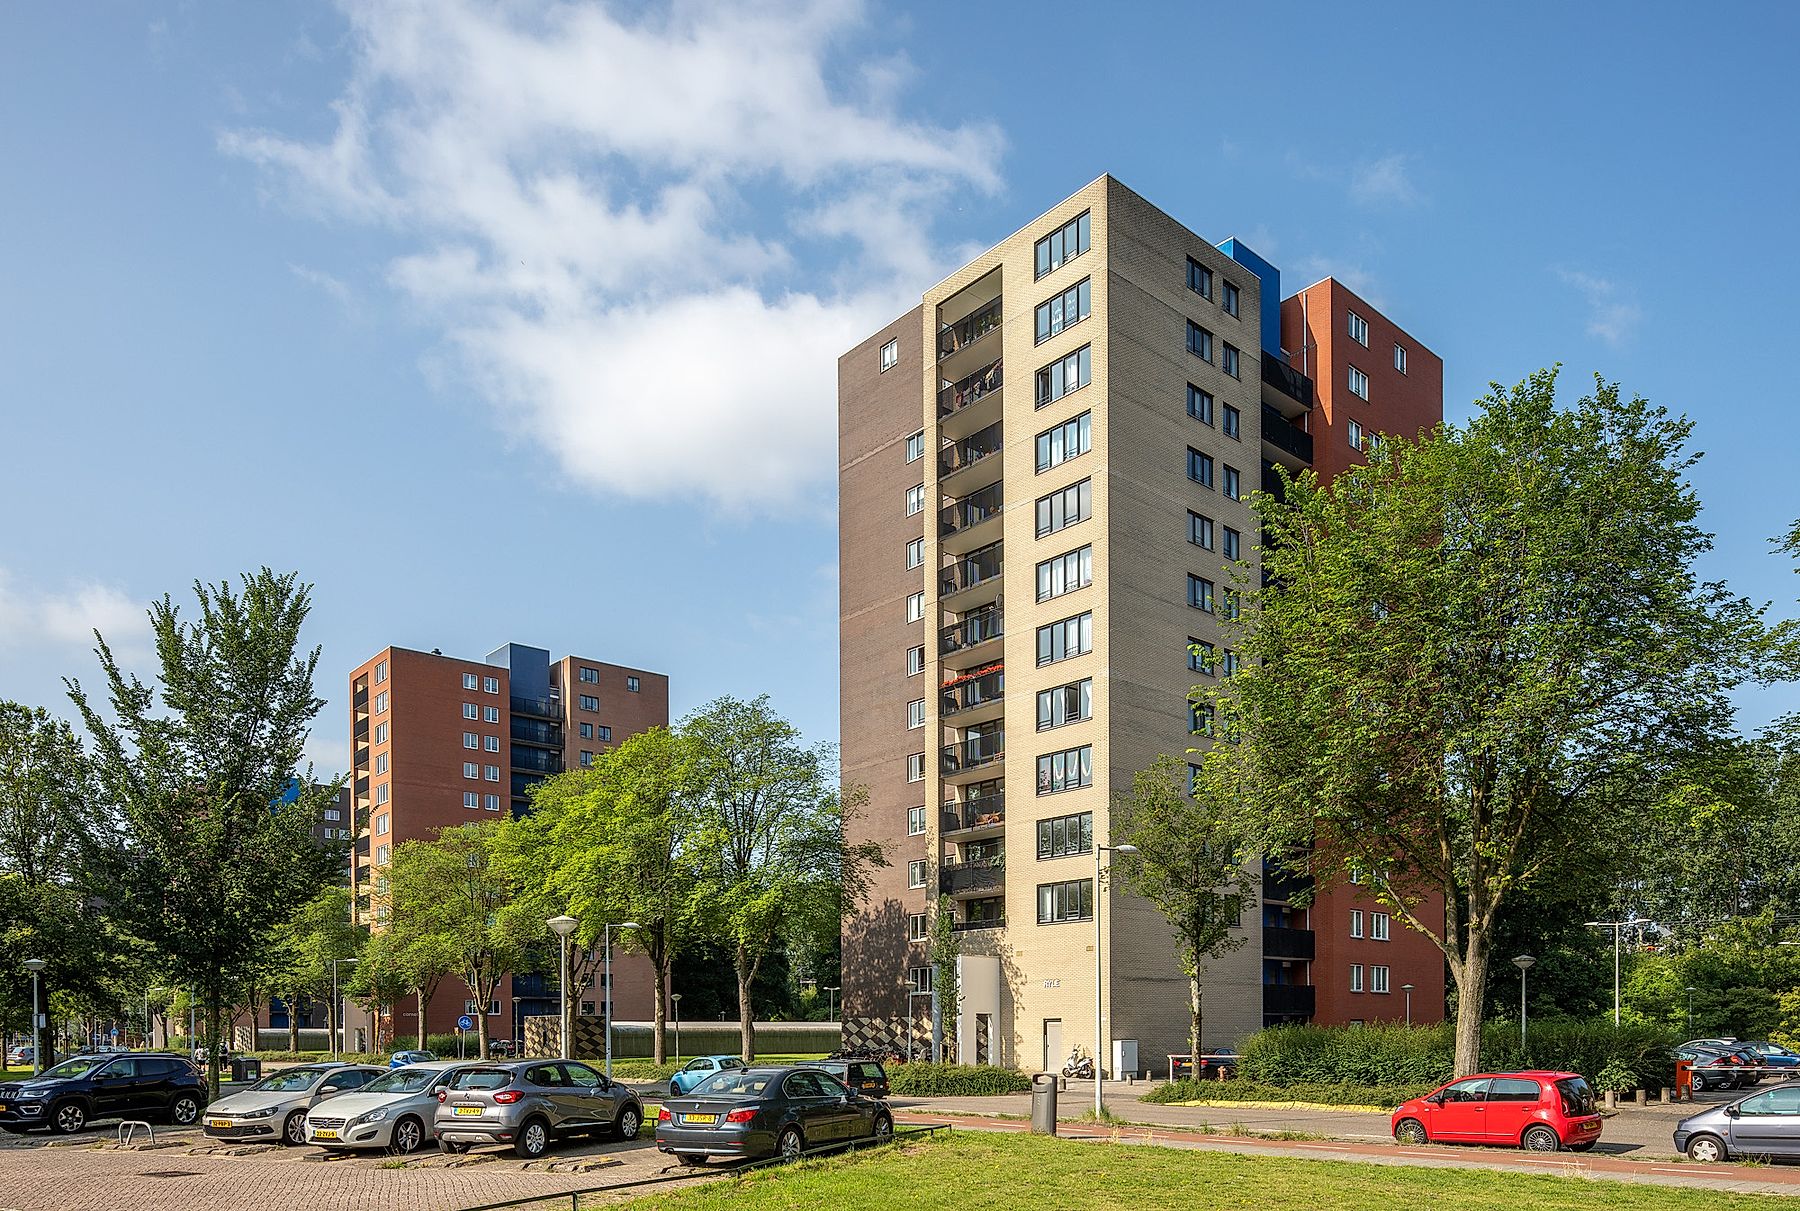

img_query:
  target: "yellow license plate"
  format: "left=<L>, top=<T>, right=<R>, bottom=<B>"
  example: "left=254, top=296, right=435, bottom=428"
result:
left=208, top=1119, right=231, bottom=1129
left=453, top=1106, right=483, bottom=1116
left=313, top=1129, right=339, bottom=1140
left=683, top=1113, right=717, bottom=1125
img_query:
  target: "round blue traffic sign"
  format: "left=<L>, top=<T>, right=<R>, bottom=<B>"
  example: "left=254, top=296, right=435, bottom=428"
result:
left=457, top=1015, right=474, bottom=1031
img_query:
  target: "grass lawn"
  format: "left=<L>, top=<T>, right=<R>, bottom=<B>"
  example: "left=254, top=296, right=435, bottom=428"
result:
left=612, top=1131, right=1770, bottom=1211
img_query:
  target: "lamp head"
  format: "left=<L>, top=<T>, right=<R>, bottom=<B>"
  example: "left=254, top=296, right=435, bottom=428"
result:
left=547, top=914, right=579, bottom=938
left=1113, top=844, right=1139, bottom=856
left=22, top=959, right=46, bottom=974
left=1401, top=983, right=1414, bottom=992
left=1512, top=954, right=1536, bottom=971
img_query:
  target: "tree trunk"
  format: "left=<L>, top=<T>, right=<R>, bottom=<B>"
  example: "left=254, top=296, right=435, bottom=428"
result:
left=1189, top=976, right=1203, bottom=1074
left=652, top=954, right=668, bottom=1065
left=735, top=944, right=755, bottom=1062
left=1451, top=936, right=1490, bottom=1078
left=326, top=990, right=339, bottom=1057
left=286, top=997, right=300, bottom=1053
left=417, top=987, right=429, bottom=1050
left=476, top=982, right=491, bottom=1059
left=204, top=992, right=224, bottom=1101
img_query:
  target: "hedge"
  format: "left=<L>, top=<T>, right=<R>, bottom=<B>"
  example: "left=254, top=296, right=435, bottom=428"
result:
left=1143, top=1078, right=1432, bottom=1108
left=887, top=1062, right=1033, bottom=1097
left=612, top=1060, right=681, bottom=1082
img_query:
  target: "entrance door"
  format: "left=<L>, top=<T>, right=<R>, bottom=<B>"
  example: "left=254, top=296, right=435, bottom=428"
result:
left=1042, top=1019, right=1062, bottom=1073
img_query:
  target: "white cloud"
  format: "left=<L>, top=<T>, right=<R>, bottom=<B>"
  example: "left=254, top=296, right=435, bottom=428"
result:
left=222, top=0, right=1003, bottom=511
left=1348, top=154, right=1420, bottom=208
left=1291, top=254, right=1385, bottom=309
left=0, top=569, right=149, bottom=659
left=1557, top=268, right=1642, bottom=346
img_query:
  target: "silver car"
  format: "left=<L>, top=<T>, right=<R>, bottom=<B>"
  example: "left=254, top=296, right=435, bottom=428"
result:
left=202, top=1063, right=384, bottom=1146
left=1674, top=1083, right=1800, bottom=1161
left=433, top=1059, right=643, bottom=1159
left=305, top=1062, right=476, bottom=1153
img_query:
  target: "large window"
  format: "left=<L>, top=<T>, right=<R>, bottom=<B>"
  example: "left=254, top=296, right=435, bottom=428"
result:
left=1222, top=343, right=1241, bottom=379
left=1034, top=210, right=1091, bottom=279
left=908, top=860, right=927, bottom=889
left=1223, top=465, right=1241, bottom=500
left=579, top=694, right=599, bottom=712
left=908, top=806, right=926, bottom=836
left=1222, top=404, right=1240, bottom=439
left=905, top=484, right=925, bottom=516
left=1188, top=448, right=1214, bottom=488
left=1187, top=384, right=1214, bottom=425
left=1035, top=478, right=1092, bottom=538
left=1348, top=310, right=1369, bottom=346
left=1037, top=811, right=1093, bottom=859
left=1035, top=278, right=1091, bottom=344
left=1036, top=612, right=1092, bottom=667
left=1189, top=638, right=1216, bottom=674
left=1034, top=345, right=1091, bottom=408
left=1036, top=745, right=1093, bottom=795
left=906, top=537, right=924, bottom=569
left=375, top=691, right=389, bottom=714
left=1348, top=418, right=1365, bottom=450
left=1036, top=678, right=1092, bottom=731
left=1222, top=281, right=1241, bottom=318
left=906, top=591, right=924, bottom=623
left=907, top=699, right=926, bottom=729
left=906, top=753, right=925, bottom=782
left=1372, top=965, right=1391, bottom=994
left=1372, top=912, right=1390, bottom=941
left=908, top=646, right=926, bottom=676
left=1350, top=964, right=1364, bottom=993
left=1394, top=343, right=1408, bottom=374
left=1186, top=321, right=1213, bottom=363
left=1223, top=526, right=1241, bottom=560
left=462, top=702, right=479, bottom=720
left=1188, top=575, right=1215, bottom=613
left=1186, top=257, right=1213, bottom=299
left=1036, top=412, right=1091, bottom=473
left=1037, top=878, right=1094, bottom=923
left=1189, top=511, right=1214, bottom=550
left=1036, top=545, right=1092, bottom=602
left=578, top=666, right=599, bottom=683
left=905, top=430, right=925, bottom=462
left=880, top=338, right=899, bottom=370
left=462, top=673, right=479, bottom=690
left=1348, top=365, right=1369, bottom=400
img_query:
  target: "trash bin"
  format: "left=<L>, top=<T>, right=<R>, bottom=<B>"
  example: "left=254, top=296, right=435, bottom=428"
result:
left=1030, top=1072, right=1059, bottom=1135
left=230, top=1057, right=261, bottom=1083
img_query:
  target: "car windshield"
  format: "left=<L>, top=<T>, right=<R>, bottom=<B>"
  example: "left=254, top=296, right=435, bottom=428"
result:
left=36, top=1056, right=106, bottom=1081
left=1556, top=1077, right=1595, bottom=1116
left=692, top=1070, right=777, bottom=1097
left=362, top=1067, right=440, bottom=1095
left=251, top=1069, right=327, bottom=1093
left=449, top=1069, right=513, bottom=1091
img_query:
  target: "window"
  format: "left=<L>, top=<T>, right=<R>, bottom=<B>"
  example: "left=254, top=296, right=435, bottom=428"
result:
left=1035, top=411, right=1091, bottom=473
left=376, top=782, right=390, bottom=804
left=580, top=751, right=594, bottom=767
left=1187, top=384, right=1214, bottom=425
left=1372, top=912, right=1390, bottom=941
left=1036, top=678, right=1092, bottom=731
left=579, top=722, right=592, bottom=739
left=1223, top=281, right=1241, bottom=318
left=463, top=673, right=479, bottom=690
left=375, top=691, right=389, bottom=713
left=908, top=646, right=926, bottom=676
left=1186, top=257, right=1213, bottom=299
left=905, top=484, right=926, bottom=516
left=1034, top=277, right=1091, bottom=343
left=463, top=703, right=479, bottom=720
left=1037, top=811, right=1094, bottom=859
left=1223, top=465, right=1241, bottom=500
left=1187, top=448, right=1214, bottom=488
left=906, top=538, right=925, bottom=569
left=484, top=794, right=501, bottom=811
left=1186, top=321, right=1213, bottom=362
left=1350, top=964, right=1364, bottom=993
left=324, top=809, right=341, bottom=822
left=1222, top=589, right=1240, bottom=620
left=484, top=735, right=499, bottom=753
left=909, top=913, right=929, bottom=942
left=908, top=806, right=927, bottom=836
left=908, top=699, right=926, bottom=729
left=1347, top=310, right=1369, bottom=346
left=1222, top=526, right=1240, bottom=560
left=375, top=752, right=388, bottom=774
left=1350, top=910, right=1364, bottom=938
left=483, top=676, right=499, bottom=694
left=1222, top=403, right=1240, bottom=439
left=1372, top=965, right=1391, bottom=994
left=626, top=676, right=640, bottom=693
left=374, top=660, right=387, bottom=684
left=1034, top=210, right=1091, bottom=278
left=1036, top=612, right=1092, bottom=666
left=1037, top=878, right=1094, bottom=923
left=1188, top=576, right=1215, bottom=613
left=597, top=725, right=611, bottom=741
left=1036, top=546, right=1092, bottom=602
left=1348, top=365, right=1369, bottom=400
left=464, top=791, right=480, bottom=809
left=906, top=592, right=925, bottom=623
left=1394, top=343, right=1408, bottom=374
left=1189, top=511, right=1215, bottom=550
left=908, top=966, right=935, bottom=993
left=484, top=765, right=500, bottom=782
left=484, top=705, right=499, bottom=723
left=1221, top=344, right=1241, bottom=378
left=375, top=813, right=389, bottom=835
left=579, top=694, right=599, bottom=712
left=1189, top=638, right=1216, bottom=674
left=376, top=844, right=390, bottom=864
left=908, top=860, right=927, bottom=889
left=905, top=430, right=925, bottom=462
left=1222, top=648, right=1241, bottom=676
left=1489, top=1078, right=1541, bottom=1103
left=880, top=338, right=899, bottom=371
left=1037, top=745, right=1093, bottom=795
left=374, top=721, right=388, bottom=744
left=1190, top=701, right=1216, bottom=736
left=1034, top=344, right=1091, bottom=408
left=1035, top=478, right=1091, bottom=537
left=1348, top=418, right=1365, bottom=450
left=906, top=753, right=925, bottom=782
left=464, top=761, right=480, bottom=779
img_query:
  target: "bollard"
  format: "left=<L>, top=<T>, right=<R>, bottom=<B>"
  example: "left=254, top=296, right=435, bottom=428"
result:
left=1662, top=1087, right=1674, bottom=1104
left=1604, top=1090, right=1618, bottom=1111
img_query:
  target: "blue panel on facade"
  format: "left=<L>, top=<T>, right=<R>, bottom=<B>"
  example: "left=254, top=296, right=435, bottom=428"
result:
left=1217, top=237, right=1282, bottom=356
left=488, top=642, right=552, bottom=702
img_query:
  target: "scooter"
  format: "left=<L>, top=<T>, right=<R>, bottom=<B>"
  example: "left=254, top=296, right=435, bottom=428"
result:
left=1062, top=1045, right=1095, bottom=1080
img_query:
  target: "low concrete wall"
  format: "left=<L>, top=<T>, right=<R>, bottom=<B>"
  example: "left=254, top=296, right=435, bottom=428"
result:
left=521, top=1016, right=841, bottom=1060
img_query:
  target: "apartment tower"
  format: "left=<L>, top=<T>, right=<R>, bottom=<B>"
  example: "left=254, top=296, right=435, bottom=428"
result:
left=838, top=176, right=1447, bottom=1072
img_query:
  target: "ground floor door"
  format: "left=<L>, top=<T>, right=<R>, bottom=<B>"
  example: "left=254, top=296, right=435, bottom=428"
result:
left=1042, top=1019, right=1062, bottom=1073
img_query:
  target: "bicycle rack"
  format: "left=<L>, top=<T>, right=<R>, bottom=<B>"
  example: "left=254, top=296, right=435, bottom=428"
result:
left=117, top=1120, right=155, bottom=1147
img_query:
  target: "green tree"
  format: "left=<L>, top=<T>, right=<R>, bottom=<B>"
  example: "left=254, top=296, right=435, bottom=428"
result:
left=927, top=896, right=961, bottom=1062
left=1112, top=755, right=1258, bottom=1064
left=358, top=913, right=458, bottom=1051
left=67, top=571, right=340, bottom=1096
left=1210, top=371, right=1781, bottom=1077
left=682, top=695, right=885, bottom=1061
left=266, top=886, right=362, bottom=1052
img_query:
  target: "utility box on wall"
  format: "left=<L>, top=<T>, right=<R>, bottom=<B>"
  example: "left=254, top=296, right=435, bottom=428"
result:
left=1112, top=1038, right=1139, bottom=1080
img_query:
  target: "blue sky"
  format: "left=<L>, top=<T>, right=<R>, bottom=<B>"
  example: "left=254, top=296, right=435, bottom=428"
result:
left=2, top=1, right=1796, bottom=770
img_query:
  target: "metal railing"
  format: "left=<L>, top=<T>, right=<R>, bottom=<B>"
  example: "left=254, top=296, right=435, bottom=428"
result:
left=1262, top=983, right=1316, bottom=1016
left=1261, top=351, right=1314, bottom=408
left=941, top=857, right=1005, bottom=895
left=511, top=747, right=560, bottom=774
left=941, top=544, right=1002, bottom=597
left=1262, top=925, right=1316, bottom=960
left=510, top=694, right=558, bottom=719
left=940, top=482, right=1004, bottom=536
left=941, top=608, right=1003, bottom=655
left=952, top=917, right=1006, bottom=932
left=942, top=731, right=1004, bottom=774
left=937, top=358, right=1003, bottom=417
left=942, top=795, right=1006, bottom=833
left=938, top=297, right=1002, bottom=360
left=941, top=670, right=1004, bottom=715
left=1260, top=402, right=1313, bottom=463
left=940, top=422, right=1003, bottom=477
left=510, top=717, right=562, bottom=746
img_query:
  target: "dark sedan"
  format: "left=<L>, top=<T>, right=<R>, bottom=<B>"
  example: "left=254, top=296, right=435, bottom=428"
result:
left=654, top=1066, right=893, bottom=1165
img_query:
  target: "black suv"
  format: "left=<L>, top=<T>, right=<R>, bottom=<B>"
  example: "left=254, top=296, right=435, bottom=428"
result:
left=0, top=1052, right=205, bottom=1134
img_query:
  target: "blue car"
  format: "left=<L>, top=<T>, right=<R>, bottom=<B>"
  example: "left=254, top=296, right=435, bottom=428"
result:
left=1745, top=1042, right=1800, bottom=1070
left=389, top=1049, right=437, bottom=1069
left=668, top=1055, right=747, bottom=1095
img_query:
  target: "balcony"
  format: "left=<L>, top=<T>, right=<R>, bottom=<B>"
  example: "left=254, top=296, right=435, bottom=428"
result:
left=941, top=542, right=1003, bottom=610
left=941, top=482, right=1004, bottom=553
left=511, top=717, right=562, bottom=747
left=1263, top=926, right=1316, bottom=961
left=1261, top=351, right=1314, bottom=418
left=941, top=606, right=1003, bottom=662
left=937, top=357, right=1003, bottom=438
left=353, top=720, right=369, bottom=742
left=1261, top=458, right=1287, bottom=505
left=1262, top=860, right=1312, bottom=905
left=939, top=421, right=1003, bottom=490
left=511, top=694, right=557, bottom=719
left=953, top=916, right=1006, bottom=932
left=942, top=730, right=1004, bottom=780
left=1261, top=402, right=1313, bottom=468
left=511, top=746, right=561, bottom=774
left=353, top=688, right=369, bottom=709
left=353, top=835, right=371, bottom=858
left=940, top=856, right=1005, bottom=896
left=1262, top=983, right=1316, bottom=1018
left=941, top=794, right=1006, bottom=836
left=941, top=667, right=1004, bottom=726
left=938, top=296, right=1002, bottom=363
left=353, top=776, right=369, bottom=796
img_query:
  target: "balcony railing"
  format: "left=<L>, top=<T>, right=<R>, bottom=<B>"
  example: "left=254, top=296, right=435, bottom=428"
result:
left=938, top=358, right=1003, bottom=417
left=511, top=717, right=562, bottom=747
left=942, top=795, right=1006, bottom=833
left=941, top=481, right=1004, bottom=537
left=1261, top=403, right=1314, bottom=463
left=511, top=747, right=561, bottom=774
left=1262, top=983, right=1316, bottom=1017
left=1262, top=925, right=1316, bottom=961
left=941, top=543, right=1002, bottom=597
left=510, top=694, right=557, bottom=719
left=940, top=422, right=1003, bottom=478
left=940, top=856, right=1005, bottom=895
left=353, top=688, right=369, bottom=709
left=353, top=720, right=370, bottom=741
left=941, top=607, right=1003, bottom=656
left=953, top=916, right=1006, bottom=932
left=942, top=668, right=1004, bottom=716
left=942, top=730, right=1005, bottom=775
left=1262, top=861, right=1312, bottom=905
left=938, top=297, right=1002, bottom=361
left=1261, top=351, right=1314, bottom=409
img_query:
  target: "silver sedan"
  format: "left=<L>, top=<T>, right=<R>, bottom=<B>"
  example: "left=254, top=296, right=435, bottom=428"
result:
left=305, top=1062, right=478, bottom=1153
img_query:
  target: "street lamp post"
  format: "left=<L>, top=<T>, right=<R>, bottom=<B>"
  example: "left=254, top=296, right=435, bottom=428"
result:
left=23, top=960, right=46, bottom=1076
left=1584, top=918, right=1643, bottom=1026
left=331, top=959, right=359, bottom=1059
left=547, top=915, right=579, bottom=1061
left=1094, top=843, right=1138, bottom=1118
left=671, top=993, right=682, bottom=1064
left=1401, top=983, right=1414, bottom=1026
left=824, top=986, right=840, bottom=1024
left=1512, top=955, right=1535, bottom=1052
left=1686, top=985, right=1697, bottom=1035
left=603, top=922, right=640, bottom=1079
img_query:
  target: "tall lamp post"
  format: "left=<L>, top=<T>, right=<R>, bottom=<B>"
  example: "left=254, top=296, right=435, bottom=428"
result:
left=1584, top=918, right=1643, bottom=1026
left=1512, top=955, right=1535, bottom=1052
left=547, top=915, right=579, bottom=1061
left=331, top=958, right=359, bottom=1059
left=1401, top=983, right=1414, bottom=1026
left=602, top=922, right=640, bottom=1079
left=23, top=960, right=46, bottom=1076
left=1686, top=985, right=1697, bottom=1035
left=824, top=986, right=840, bottom=1023
left=1094, top=842, right=1138, bottom=1118
left=671, top=993, right=683, bottom=1065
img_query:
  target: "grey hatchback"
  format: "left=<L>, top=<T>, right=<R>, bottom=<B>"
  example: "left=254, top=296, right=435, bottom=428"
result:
left=433, top=1060, right=643, bottom=1158
left=1675, top=1083, right=1800, bottom=1161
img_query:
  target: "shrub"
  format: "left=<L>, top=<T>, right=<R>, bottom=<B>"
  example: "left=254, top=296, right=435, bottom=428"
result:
left=612, top=1060, right=680, bottom=1082
left=1143, top=1078, right=1430, bottom=1108
left=888, top=1063, right=1032, bottom=1097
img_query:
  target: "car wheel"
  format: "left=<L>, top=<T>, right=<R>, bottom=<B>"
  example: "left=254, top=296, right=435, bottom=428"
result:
left=1393, top=1118, right=1428, bottom=1146
left=281, top=1110, right=307, bottom=1146
left=1522, top=1125, right=1560, bottom=1152
left=1686, top=1133, right=1727, bottom=1163
left=513, top=1117, right=550, bottom=1159
left=778, top=1127, right=804, bottom=1161
left=677, top=1153, right=708, bottom=1167
left=615, top=1107, right=642, bottom=1141
left=167, top=1094, right=200, bottom=1128
left=51, top=1101, right=87, bottom=1135
left=391, top=1116, right=425, bottom=1155
left=438, top=1139, right=471, bottom=1155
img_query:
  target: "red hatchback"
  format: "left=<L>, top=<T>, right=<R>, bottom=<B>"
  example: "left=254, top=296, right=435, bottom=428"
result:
left=1391, top=1071, right=1602, bottom=1152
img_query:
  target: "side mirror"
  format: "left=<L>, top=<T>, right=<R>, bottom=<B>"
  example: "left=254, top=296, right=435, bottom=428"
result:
left=320, top=1084, right=341, bottom=1095
left=1724, top=1106, right=1740, bottom=1118
left=1427, top=1094, right=1444, bottom=1106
